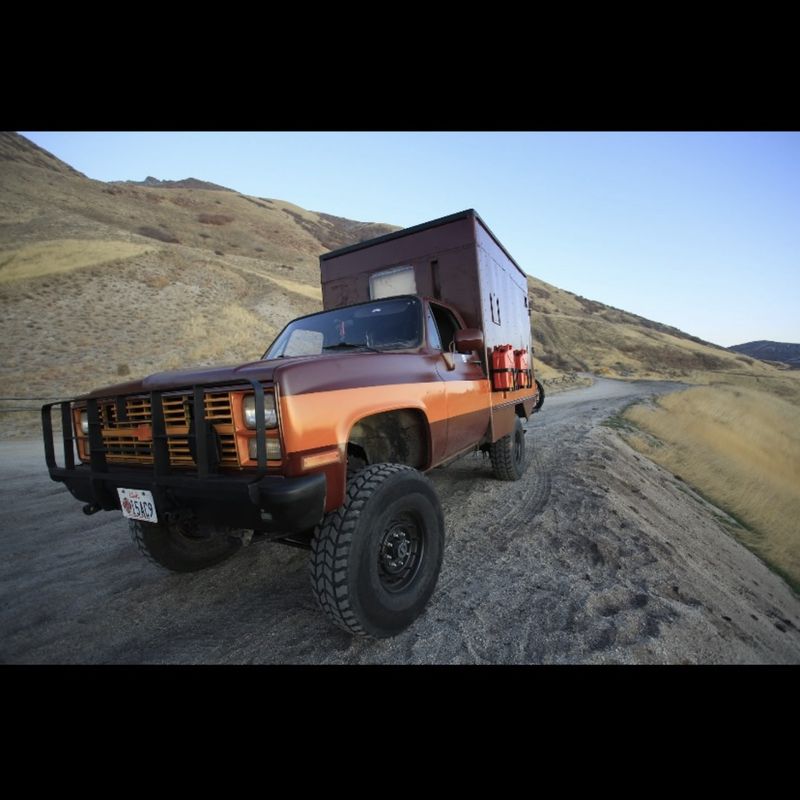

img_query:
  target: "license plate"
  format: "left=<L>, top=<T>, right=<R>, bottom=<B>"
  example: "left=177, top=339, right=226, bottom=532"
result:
left=117, top=488, right=158, bottom=523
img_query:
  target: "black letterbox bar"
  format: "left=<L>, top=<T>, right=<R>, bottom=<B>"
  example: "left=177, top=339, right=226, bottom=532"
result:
left=59, top=401, right=75, bottom=471
left=42, top=403, right=56, bottom=469
left=150, top=390, right=170, bottom=476
left=115, top=396, right=129, bottom=423
left=193, top=385, right=210, bottom=478
left=86, top=397, right=108, bottom=473
left=248, top=379, right=267, bottom=471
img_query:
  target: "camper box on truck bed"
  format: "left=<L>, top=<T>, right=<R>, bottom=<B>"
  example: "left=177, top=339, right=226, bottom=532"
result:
left=320, top=209, right=533, bottom=367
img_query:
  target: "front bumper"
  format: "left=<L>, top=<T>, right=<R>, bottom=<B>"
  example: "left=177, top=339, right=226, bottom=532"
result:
left=48, top=462, right=326, bottom=533
left=42, top=387, right=326, bottom=534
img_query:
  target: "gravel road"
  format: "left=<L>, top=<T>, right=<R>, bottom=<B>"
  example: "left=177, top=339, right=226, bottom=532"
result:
left=2, top=377, right=799, bottom=664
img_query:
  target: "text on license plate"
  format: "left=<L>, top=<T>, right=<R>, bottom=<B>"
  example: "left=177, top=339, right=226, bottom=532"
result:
left=117, top=488, right=158, bottom=523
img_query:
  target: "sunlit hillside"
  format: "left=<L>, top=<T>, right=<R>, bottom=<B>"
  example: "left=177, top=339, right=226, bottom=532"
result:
left=528, top=274, right=800, bottom=402
left=622, top=386, right=800, bottom=589
left=0, top=133, right=398, bottom=431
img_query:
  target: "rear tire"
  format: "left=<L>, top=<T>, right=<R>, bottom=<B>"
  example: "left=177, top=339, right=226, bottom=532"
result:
left=129, top=518, right=241, bottom=573
left=309, top=463, right=444, bottom=638
left=489, top=416, right=526, bottom=481
left=534, top=378, right=545, bottom=411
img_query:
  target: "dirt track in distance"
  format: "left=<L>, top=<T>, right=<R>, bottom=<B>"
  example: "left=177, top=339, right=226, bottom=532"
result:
left=1, top=377, right=799, bottom=664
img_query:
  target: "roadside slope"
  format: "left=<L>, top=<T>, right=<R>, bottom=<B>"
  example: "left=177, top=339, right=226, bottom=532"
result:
left=622, top=384, right=800, bottom=590
left=2, top=378, right=798, bottom=664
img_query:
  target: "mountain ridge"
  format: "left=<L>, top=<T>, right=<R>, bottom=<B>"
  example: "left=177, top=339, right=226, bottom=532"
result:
left=728, top=340, right=800, bottom=369
left=112, top=176, right=235, bottom=191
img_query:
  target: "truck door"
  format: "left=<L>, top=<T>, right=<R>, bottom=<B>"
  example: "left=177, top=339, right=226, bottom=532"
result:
left=428, top=302, right=491, bottom=458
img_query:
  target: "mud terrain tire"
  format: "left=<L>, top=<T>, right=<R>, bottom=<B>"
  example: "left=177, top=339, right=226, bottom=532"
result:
left=129, top=518, right=241, bottom=573
left=489, top=416, right=526, bottom=481
left=310, top=463, right=444, bottom=638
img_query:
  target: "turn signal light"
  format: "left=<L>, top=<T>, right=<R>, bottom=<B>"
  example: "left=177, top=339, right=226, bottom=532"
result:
left=301, top=449, right=341, bottom=471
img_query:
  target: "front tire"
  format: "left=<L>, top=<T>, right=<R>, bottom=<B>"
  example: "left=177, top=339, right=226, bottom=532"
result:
left=309, top=463, right=445, bottom=638
left=129, top=517, right=241, bottom=572
left=489, top=416, right=526, bottom=481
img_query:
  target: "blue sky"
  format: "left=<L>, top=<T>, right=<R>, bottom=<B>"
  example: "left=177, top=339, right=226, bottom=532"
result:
left=21, top=131, right=800, bottom=347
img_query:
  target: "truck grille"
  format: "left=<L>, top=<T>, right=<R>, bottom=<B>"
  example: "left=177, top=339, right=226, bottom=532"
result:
left=93, top=391, right=239, bottom=468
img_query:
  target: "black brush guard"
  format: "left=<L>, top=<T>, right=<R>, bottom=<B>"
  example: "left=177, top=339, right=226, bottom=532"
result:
left=41, top=379, right=326, bottom=533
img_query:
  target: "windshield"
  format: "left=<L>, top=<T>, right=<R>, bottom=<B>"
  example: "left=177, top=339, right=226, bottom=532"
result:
left=264, top=296, right=422, bottom=359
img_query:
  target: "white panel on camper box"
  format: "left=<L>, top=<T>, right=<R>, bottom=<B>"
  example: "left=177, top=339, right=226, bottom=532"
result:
left=369, top=266, right=417, bottom=299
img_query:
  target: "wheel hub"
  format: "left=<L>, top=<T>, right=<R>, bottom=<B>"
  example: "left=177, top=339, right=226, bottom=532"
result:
left=378, top=518, right=423, bottom=591
left=381, top=528, right=412, bottom=573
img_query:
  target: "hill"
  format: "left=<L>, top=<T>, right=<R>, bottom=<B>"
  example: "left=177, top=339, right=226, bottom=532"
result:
left=1, top=131, right=798, bottom=437
left=0, top=132, right=85, bottom=178
left=729, top=340, right=800, bottom=369
left=527, top=274, right=800, bottom=403
left=0, top=132, right=399, bottom=422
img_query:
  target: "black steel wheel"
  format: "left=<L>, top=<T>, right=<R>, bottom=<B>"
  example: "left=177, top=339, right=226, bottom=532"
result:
left=377, top=511, right=424, bottom=592
left=129, top=517, right=241, bottom=573
left=309, top=463, right=444, bottom=638
left=489, top=416, right=526, bottom=481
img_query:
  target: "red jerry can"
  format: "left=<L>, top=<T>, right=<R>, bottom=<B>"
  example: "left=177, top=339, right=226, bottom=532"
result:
left=514, top=348, right=530, bottom=389
left=491, top=345, right=515, bottom=390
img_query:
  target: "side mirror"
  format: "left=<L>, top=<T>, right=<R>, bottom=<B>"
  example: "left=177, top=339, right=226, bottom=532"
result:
left=454, top=328, right=484, bottom=354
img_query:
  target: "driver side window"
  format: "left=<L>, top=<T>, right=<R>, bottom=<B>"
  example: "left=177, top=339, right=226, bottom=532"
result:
left=430, top=303, right=460, bottom=352
left=426, top=306, right=443, bottom=350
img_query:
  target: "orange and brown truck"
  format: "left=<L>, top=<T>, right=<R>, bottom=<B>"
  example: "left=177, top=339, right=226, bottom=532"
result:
left=42, top=209, right=544, bottom=637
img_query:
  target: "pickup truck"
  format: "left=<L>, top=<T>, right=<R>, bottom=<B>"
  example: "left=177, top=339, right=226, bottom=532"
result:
left=42, top=209, right=544, bottom=638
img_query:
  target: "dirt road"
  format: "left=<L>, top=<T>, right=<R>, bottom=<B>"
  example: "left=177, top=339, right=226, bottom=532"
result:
left=2, top=377, right=799, bottom=663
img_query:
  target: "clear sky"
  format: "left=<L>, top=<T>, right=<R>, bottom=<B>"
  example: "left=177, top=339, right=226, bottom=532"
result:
left=20, top=131, right=800, bottom=347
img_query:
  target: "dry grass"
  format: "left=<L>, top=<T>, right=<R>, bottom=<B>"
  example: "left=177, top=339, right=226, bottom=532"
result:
left=0, top=247, right=321, bottom=436
left=622, top=386, right=800, bottom=588
left=532, top=358, right=561, bottom=382
left=137, top=227, right=179, bottom=243
left=197, top=213, right=234, bottom=226
left=0, top=240, right=153, bottom=283
left=172, top=305, right=279, bottom=368
left=262, top=273, right=322, bottom=301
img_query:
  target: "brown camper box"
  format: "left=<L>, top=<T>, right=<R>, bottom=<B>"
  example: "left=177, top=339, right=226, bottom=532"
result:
left=320, top=208, right=541, bottom=440
left=42, top=209, right=543, bottom=639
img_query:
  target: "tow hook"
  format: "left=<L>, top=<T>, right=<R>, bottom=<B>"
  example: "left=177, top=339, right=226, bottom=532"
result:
left=82, top=503, right=101, bottom=515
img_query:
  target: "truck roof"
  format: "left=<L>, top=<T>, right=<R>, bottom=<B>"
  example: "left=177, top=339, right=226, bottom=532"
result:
left=320, top=208, right=527, bottom=280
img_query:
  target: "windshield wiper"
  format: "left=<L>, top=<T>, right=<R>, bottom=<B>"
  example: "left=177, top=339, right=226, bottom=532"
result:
left=322, top=341, right=382, bottom=353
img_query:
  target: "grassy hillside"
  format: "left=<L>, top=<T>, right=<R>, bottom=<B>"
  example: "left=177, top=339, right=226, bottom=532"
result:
left=0, top=133, right=398, bottom=430
left=621, top=386, right=800, bottom=590
left=528, top=274, right=800, bottom=405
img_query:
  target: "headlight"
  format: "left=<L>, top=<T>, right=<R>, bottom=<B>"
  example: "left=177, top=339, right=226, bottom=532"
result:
left=248, top=437, right=282, bottom=461
left=80, top=410, right=89, bottom=435
left=243, top=394, right=277, bottom=429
